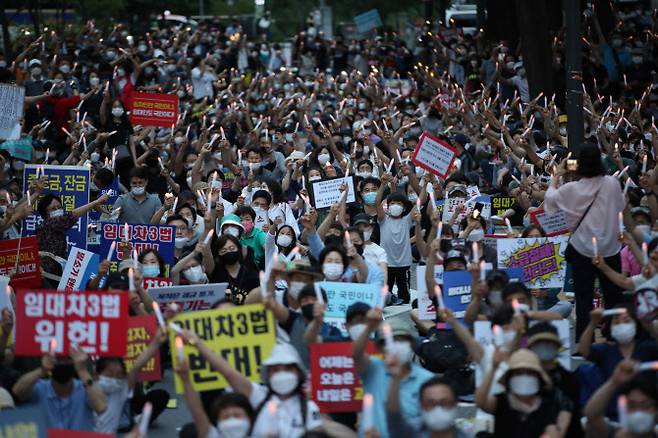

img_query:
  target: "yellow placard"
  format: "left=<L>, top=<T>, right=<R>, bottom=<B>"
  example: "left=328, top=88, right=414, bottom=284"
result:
left=170, top=304, right=276, bottom=393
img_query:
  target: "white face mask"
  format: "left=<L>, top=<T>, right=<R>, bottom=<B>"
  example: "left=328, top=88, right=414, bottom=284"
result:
left=175, top=236, right=189, bottom=248
left=389, top=340, right=413, bottom=364
left=509, top=374, right=540, bottom=396
left=626, top=410, right=656, bottom=434
left=348, top=323, right=367, bottom=341
left=183, top=265, right=207, bottom=284
left=49, top=209, right=64, bottom=218
left=317, top=153, right=331, bottom=165
left=611, top=322, right=636, bottom=344
left=277, top=234, right=293, bottom=248
left=468, top=228, right=485, bottom=242
left=422, top=406, right=457, bottom=431
left=112, top=107, right=124, bottom=118
left=309, top=175, right=321, bottom=182
left=269, top=370, right=299, bottom=395
left=98, top=376, right=124, bottom=394
left=636, top=224, right=650, bottom=235
left=90, top=152, right=100, bottom=162
left=174, top=136, right=184, bottom=145
left=288, top=281, right=306, bottom=300
left=322, top=262, right=344, bottom=280
left=388, top=204, right=404, bottom=217
left=186, top=176, right=193, bottom=188
left=489, top=290, right=503, bottom=306
left=501, top=329, right=517, bottom=351
left=216, top=417, right=251, bottom=438
left=89, top=77, right=100, bottom=87
left=531, top=342, right=559, bottom=362
left=363, top=228, right=373, bottom=241
left=131, top=186, right=145, bottom=196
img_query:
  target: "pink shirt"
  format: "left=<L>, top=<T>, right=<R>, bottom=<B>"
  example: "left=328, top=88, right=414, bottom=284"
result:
left=620, top=245, right=642, bottom=276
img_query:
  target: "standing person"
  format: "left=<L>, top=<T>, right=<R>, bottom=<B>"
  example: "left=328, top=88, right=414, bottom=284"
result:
left=544, top=143, right=625, bottom=341
left=191, top=58, right=217, bottom=101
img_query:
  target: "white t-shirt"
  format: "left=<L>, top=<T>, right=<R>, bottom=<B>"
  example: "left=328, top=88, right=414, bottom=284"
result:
left=363, top=242, right=387, bottom=267
left=631, top=272, right=658, bottom=290
left=247, top=382, right=322, bottom=437
left=94, top=379, right=131, bottom=434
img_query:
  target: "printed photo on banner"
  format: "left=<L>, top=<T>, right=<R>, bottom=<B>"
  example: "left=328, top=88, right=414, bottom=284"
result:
left=22, top=164, right=90, bottom=253
left=319, top=281, right=379, bottom=333
left=170, top=304, right=276, bottom=393
left=0, top=404, right=47, bottom=438
left=14, top=289, right=128, bottom=356
left=0, top=236, right=40, bottom=288
left=57, top=247, right=99, bottom=291
left=149, top=282, right=227, bottom=311
left=125, top=315, right=161, bottom=382
left=310, top=342, right=380, bottom=413
left=496, top=236, right=569, bottom=288
left=312, top=176, right=356, bottom=209
left=529, top=208, right=570, bottom=236
left=0, top=83, right=25, bottom=140
left=98, top=223, right=175, bottom=274
left=411, top=132, right=457, bottom=178
left=129, top=92, right=179, bottom=127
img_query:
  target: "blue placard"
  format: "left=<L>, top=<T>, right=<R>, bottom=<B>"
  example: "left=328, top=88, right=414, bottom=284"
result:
left=22, top=164, right=90, bottom=254
left=97, top=222, right=176, bottom=276
left=0, top=404, right=48, bottom=438
left=354, top=9, right=382, bottom=34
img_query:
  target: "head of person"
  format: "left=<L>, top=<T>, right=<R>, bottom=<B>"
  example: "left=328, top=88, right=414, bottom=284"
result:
left=444, top=250, right=467, bottom=271
left=323, top=223, right=345, bottom=247
left=261, top=343, right=306, bottom=398
left=617, top=376, right=658, bottom=435
left=283, top=259, right=322, bottom=302
left=502, top=281, right=532, bottom=311
left=95, top=357, right=127, bottom=393
left=490, top=303, right=518, bottom=351
left=386, top=192, right=410, bottom=218
left=353, top=213, right=374, bottom=242
left=356, top=159, right=374, bottom=179
left=176, top=205, right=198, bottom=230
left=485, top=270, right=510, bottom=307
left=216, top=235, right=243, bottom=266
left=129, top=166, right=149, bottom=197
left=359, top=177, right=381, bottom=206
left=577, top=142, right=605, bottom=178
left=111, top=99, right=127, bottom=119
left=219, top=214, right=245, bottom=239
left=37, top=194, right=64, bottom=220
left=211, top=393, right=254, bottom=438
left=419, top=377, right=459, bottom=432
left=92, top=168, right=114, bottom=191
left=235, top=206, right=256, bottom=236
left=345, top=302, right=371, bottom=341
left=50, top=357, right=77, bottom=385
left=245, top=147, right=262, bottom=170
left=166, top=214, right=194, bottom=249
left=500, top=349, right=551, bottom=399
left=377, top=319, right=415, bottom=365
left=521, top=224, right=546, bottom=238
left=318, top=245, right=349, bottom=281
left=608, top=304, right=639, bottom=345
left=181, top=252, right=208, bottom=284
left=251, top=189, right=272, bottom=211
left=138, top=249, right=165, bottom=278
left=632, top=207, right=652, bottom=235
left=297, top=284, right=328, bottom=322
left=307, top=167, right=323, bottom=183
left=526, top=322, right=562, bottom=365
left=346, top=226, right=365, bottom=255
left=275, top=224, right=296, bottom=252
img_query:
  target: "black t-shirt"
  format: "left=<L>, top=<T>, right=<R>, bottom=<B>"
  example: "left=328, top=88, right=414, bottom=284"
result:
left=493, top=392, right=561, bottom=438
left=209, top=260, right=260, bottom=305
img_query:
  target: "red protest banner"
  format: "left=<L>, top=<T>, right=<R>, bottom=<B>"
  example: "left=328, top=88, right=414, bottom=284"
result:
left=310, top=341, right=379, bottom=413
left=143, top=277, right=173, bottom=290
left=14, top=289, right=128, bottom=357
left=129, top=92, right=178, bottom=128
left=49, top=429, right=113, bottom=438
left=0, top=236, right=40, bottom=288
left=411, top=132, right=457, bottom=179
left=125, top=315, right=161, bottom=382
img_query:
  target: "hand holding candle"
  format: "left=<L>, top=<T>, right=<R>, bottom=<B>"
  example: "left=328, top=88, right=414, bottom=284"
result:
left=592, top=236, right=599, bottom=257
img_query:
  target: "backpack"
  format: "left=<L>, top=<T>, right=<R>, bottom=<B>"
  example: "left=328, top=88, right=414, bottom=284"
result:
left=417, top=327, right=474, bottom=395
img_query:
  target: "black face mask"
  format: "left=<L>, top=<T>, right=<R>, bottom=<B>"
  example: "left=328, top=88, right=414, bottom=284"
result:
left=355, top=244, right=364, bottom=255
left=52, top=363, right=76, bottom=383
left=440, top=239, right=452, bottom=253
left=220, top=250, right=241, bottom=265
left=301, top=303, right=315, bottom=321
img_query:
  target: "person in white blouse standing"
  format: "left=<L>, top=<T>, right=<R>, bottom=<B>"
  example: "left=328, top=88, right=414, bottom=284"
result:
left=191, top=58, right=217, bottom=101
left=544, top=143, right=625, bottom=342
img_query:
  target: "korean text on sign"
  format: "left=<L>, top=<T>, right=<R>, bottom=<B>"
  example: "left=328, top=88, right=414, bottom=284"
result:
left=0, top=236, right=40, bottom=288
left=496, top=236, right=568, bottom=288
left=411, top=132, right=457, bottom=179
left=22, top=165, right=90, bottom=253
left=310, top=342, right=379, bottom=413
left=98, top=223, right=175, bottom=274
left=170, top=304, right=276, bottom=393
left=149, top=283, right=227, bottom=312
left=125, top=315, right=161, bottom=382
left=14, top=289, right=128, bottom=356
left=319, top=281, right=379, bottom=334
left=311, top=176, right=356, bottom=209
left=129, top=92, right=179, bottom=127
left=491, top=196, right=516, bottom=216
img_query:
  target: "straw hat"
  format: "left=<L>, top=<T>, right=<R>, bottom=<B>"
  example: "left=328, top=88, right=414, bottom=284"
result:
left=498, top=349, right=552, bottom=388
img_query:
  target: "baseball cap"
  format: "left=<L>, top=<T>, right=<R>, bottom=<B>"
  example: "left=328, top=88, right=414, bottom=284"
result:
left=346, top=302, right=371, bottom=323
left=28, top=59, right=41, bottom=67
left=353, top=213, right=372, bottom=227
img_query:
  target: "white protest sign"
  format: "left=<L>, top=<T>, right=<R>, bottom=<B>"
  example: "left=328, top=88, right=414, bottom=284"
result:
left=0, top=84, right=25, bottom=140
left=149, top=283, right=228, bottom=311
left=267, top=203, right=301, bottom=235
left=529, top=208, right=569, bottom=236
left=442, top=196, right=491, bottom=223
left=466, top=185, right=481, bottom=198
left=416, top=265, right=444, bottom=320
left=411, top=132, right=457, bottom=178
left=57, top=248, right=99, bottom=291
left=312, top=176, right=356, bottom=209
left=254, top=207, right=270, bottom=230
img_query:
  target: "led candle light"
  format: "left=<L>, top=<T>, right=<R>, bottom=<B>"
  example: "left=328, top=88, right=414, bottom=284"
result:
left=344, top=230, right=352, bottom=247
left=437, top=221, right=443, bottom=240
left=49, top=338, right=57, bottom=356
left=618, top=395, right=628, bottom=430
left=472, top=242, right=479, bottom=262
left=175, top=336, right=185, bottom=362
left=592, top=237, right=599, bottom=257
left=124, top=222, right=129, bottom=240
left=642, top=242, right=649, bottom=265
left=479, top=260, right=486, bottom=282
left=128, top=268, right=135, bottom=291
left=314, top=283, right=324, bottom=304
left=204, top=229, right=214, bottom=245
left=602, top=308, right=627, bottom=317
left=139, top=403, right=153, bottom=437
left=152, top=302, right=166, bottom=329
left=259, top=271, right=268, bottom=298
left=382, top=323, right=394, bottom=351
left=493, top=325, right=504, bottom=348
left=511, top=298, right=521, bottom=315
left=106, top=241, right=116, bottom=261
left=505, top=218, right=513, bottom=234
left=169, top=322, right=183, bottom=334
left=643, top=155, right=648, bottom=173
left=378, top=286, right=388, bottom=309
left=618, top=211, right=624, bottom=236
left=434, top=285, right=445, bottom=310
left=623, top=177, right=631, bottom=196
left=636, top=361, right=658, bottom=371
left=362, top=394, right=374, bottom=432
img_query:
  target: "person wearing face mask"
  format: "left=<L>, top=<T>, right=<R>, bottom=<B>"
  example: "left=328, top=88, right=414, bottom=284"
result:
left=578, top=305, right=658, bottom=404
left=218, top=214, right=245, bottom=240
left=352, top=177, right=382, bottom=243
left=191, top=58, right=217, bottom=100
left=36, top=192, right=109, bottom=279
left=176, top=336, right=323, bottom=437
left=376, top=181, right=414, bottom=304
left=493, top=61, right=530, bottom=103
left=265, top=220, right=300, bottom=270
left=475, top=349, right=571, bottom=438
left=235, top=206, right=267, bottom=270
left=352, top=309, right=434, bottom=438
left=171, top=234, right=214, bottom=286
left=113, top=167, right=162, bottom=224
left=12, top=346, right=108, bottom=431
left=585, top=361, right=657, bottom=438
left=166, top=214, right=198, bottom=261
left=387, top=375, right=470, bottom=438
left=93, top=330, right=168, bottom=434
left=527, top=323, right=583, bottom=438
left=209, top=235, right=259, bottom=305
left=353, top=214, right=388, bottom=283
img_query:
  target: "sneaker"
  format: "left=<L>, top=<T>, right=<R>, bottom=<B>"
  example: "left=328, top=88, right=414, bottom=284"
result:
left=388, top=295, right=405, bottom=306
